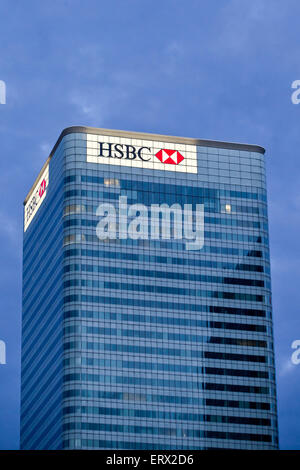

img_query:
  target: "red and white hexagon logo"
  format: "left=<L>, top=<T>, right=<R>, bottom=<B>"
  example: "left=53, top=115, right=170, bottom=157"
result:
left=39, top=179, right=46, bottom=198
left=155, top=149, right=184, bottom=165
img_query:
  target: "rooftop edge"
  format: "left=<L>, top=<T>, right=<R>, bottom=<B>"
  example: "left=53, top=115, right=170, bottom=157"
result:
left=24, top=125, right=266, bottom=205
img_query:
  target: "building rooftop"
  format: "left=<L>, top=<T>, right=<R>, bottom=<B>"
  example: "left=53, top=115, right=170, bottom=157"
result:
left=24, top=126, right=266, bottom=205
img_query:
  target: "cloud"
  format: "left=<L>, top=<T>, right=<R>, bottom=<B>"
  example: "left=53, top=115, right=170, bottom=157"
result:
left=39, top=142, right=52, bottom=155
left=68, top=88, right=107, bottom=123
left=278, top=357, right=298, bottom=377
left=0, top=210, right=20, bottom=253
left=210, top=0, right=289, bottom=58
left=67, top=44, right=105, bottom=79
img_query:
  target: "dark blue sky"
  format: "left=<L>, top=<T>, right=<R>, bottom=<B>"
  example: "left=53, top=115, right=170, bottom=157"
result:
left=0, top=0, right=299, bottom=449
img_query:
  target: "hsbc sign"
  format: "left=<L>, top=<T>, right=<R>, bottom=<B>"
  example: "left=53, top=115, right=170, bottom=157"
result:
left=86, top=134, right=197, bottom=173
left=24, top=164, right=49, bottom=232
left=155, top=149, right=184, bottom=165
left=98, top=141, right=152, bottom=161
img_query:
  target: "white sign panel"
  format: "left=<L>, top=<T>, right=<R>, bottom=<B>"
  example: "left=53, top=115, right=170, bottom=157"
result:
left=24, top=164, right=49, bottom=232
left=86, top=134, right=198, bottom=173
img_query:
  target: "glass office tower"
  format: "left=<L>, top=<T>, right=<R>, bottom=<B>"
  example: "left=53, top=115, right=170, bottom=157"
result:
left=21, top=126, right=278, bottom=449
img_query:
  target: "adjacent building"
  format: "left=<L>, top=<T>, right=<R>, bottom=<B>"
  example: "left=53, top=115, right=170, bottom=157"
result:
left=21, top=126, right=278, bottom=449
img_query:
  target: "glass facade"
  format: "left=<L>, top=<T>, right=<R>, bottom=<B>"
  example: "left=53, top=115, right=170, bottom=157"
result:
left=21, top=127, right=278, bottom=449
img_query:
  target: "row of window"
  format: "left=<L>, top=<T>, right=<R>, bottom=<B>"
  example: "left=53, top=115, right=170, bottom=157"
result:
left=64, top=263, right=265, bottom=287
left=74, top=175, right=267, bottom=202
left=63, top=208, right=267, bottom=246
left=22, top=298, right=268, bottom=364
left=63, top=233, right=267, bottom=260
left=64, top=213, right=264, bottom=231
left=63, top=405, right=271, bottom=427
left=63, top=324, right=267, bottom=348
left=64, top=283, right=265, bottom=303
left=63, top=356, right=269, bottom=379
left=64, top=309, right=267, bottom=333
left=63, top=388, right=272, bottom=410
left=63, top=195, right=266, bottom=217
left=64, top=293, right=267, bottom=317
left=63, top=421, right=272, bottom=442
left=64, top=248, right=266, bottom=274
left=62, top=438, right=269, bottom=450
left=64, top=341, right=268, bottom=364
left=64, top=189, right=214, bottom=209
left=63, top=370, right=269, bottom=393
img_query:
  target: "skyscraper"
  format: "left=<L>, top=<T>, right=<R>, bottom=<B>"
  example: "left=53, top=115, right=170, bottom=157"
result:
left=21, top=126, right=278, bottom=449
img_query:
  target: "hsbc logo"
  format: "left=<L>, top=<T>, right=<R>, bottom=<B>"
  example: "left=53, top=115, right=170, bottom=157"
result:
left=98, top=142, right=152, bottom=161
left=97, top=142, right=185, bottom=166
left=87, top=134, right=198, bottom=174
left=155, top=149, right=184, bottom=165
left=39, top=179, right=46, bottom=197
left=25, top=179, right=48, bottom=225
left=24, top=164, right=49, bottom=232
